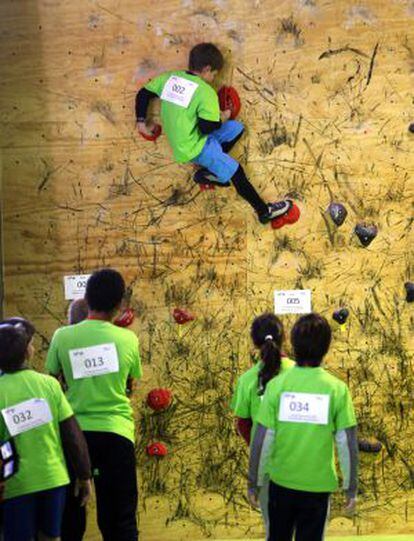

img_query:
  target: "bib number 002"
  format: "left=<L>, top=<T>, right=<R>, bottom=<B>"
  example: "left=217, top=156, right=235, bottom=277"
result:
left=2, top=398, right=53, bottom=437
left=279, top=392, right=330, bottom=425
left=69, top=343, right=119, bottom=380
left=160, top=75, right=199, bottom=108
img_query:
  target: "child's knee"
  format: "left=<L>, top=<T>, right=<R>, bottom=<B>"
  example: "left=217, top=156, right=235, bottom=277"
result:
left=226, top=119, right=244, bottom=136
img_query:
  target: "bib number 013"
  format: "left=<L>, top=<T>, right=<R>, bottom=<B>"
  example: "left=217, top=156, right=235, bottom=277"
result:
left=69, top=343, right=119, bottom=380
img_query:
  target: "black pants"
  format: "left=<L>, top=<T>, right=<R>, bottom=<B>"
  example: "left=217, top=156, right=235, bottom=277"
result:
left=62, top=432, right=138, bottom=541
left=268, top=482, right=330, bottom=541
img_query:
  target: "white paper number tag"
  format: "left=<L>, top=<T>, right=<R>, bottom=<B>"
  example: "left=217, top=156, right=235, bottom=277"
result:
left=69, top=343, right=119, bottom=380
left=279, top=392, right=330, bottom=425
left=64, top=274, right=91, bottom=300
left=161, top=75, right=199, bottom=108
left=2, top=398, right=53, bottom=437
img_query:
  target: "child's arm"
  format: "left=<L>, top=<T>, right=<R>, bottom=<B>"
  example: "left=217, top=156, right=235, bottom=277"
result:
left=135, top=87, right=159, bottom=136
left=60, top=416, right=92, bottom=505
left=335, top=426, right=359, bottom=510
left=235, top=417, right=252, bottom=445
left=248, top=423, right=275, bottom=507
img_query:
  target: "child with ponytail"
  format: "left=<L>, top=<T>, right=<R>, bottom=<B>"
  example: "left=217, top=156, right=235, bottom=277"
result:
left=231, top=313, right=294, bottom=535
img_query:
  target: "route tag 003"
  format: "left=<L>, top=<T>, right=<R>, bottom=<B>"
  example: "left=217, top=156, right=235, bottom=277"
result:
left=64, top=274, right=91, bottom=300
left=69, top=343, right=119, bottom=380
left=1, top=398, right=53, bottom=437
left=161, top=76, right=199, bottom=108
left=279, top=392, right=330, bottom=425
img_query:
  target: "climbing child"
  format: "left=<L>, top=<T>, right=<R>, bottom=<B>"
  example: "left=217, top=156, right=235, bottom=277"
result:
left=46, top=269, right=142, bottom=541
left=231, top=313, right=294, bottom=536
left=136, top=42, right=293, bottom=224
left=248, top=313, right=358, bottom=541
left=0, top=317, right=91, bottom=541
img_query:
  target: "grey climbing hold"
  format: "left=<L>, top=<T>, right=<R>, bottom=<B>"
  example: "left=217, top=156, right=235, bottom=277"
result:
left=333, top=308, right=349, bottom=325
left=354, top=223, right=378, bottom=247
left=405, top=282, right=414, bottom=303
left=327, top=202, right=348, bottom=226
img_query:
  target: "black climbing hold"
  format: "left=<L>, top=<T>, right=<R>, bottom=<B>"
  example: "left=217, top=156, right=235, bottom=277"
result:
left=358, top=439, right=382, bottom=454
left=354, top=223, right=378, bottom=247
left=333, top=308, right=349, bottom=325
left=408, top=122, right=414, bottom=134
left=327, top=202, right=348, bottom=226
left=405, top=282, right=414, bottom=303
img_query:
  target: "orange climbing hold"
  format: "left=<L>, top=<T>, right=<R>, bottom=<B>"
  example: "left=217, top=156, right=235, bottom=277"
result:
left=270, top=202, right=300, bottom=230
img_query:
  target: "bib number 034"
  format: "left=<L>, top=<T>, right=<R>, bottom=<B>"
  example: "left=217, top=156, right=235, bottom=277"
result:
left=279, top=392, right=330, bottom=425
left=69, top=343, right=119, bottom=380
left=1, top=398, right=53, bottom=437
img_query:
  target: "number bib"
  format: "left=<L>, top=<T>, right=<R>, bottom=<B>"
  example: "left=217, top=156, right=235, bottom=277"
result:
left=160, top=75, right=199, bottom=108
left=279, top=392, right=330, bottom=425
left=69, top=343, right=119, bottom=380
left=1, top=398, right=53, bottom=437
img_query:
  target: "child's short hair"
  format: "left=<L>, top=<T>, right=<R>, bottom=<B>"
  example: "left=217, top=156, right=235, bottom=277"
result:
left=291, top=313, right=332, bottom=366
left=189, top=43, right=224, bottom=72
left=68, top=298, right=89, bottom=325
left=0, top=318, right=35, bottom=372
left=85, top=268, right=125, bottom=313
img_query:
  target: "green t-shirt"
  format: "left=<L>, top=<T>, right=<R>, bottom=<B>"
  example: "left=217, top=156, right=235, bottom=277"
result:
left=0, top=370, right=73, bottom=500
left=257, top=366, right=357, bottom=493
left=145, top=70, right=220, bottom=163
left=232, top=358, right=294, bottom=438
left=46, top=319, right=142, bottom=443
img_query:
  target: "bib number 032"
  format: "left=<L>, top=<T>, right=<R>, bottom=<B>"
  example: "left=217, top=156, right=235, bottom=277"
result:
left=69, top=343, right=119, bottom=380
left=1, top=398, right=53, bottom=437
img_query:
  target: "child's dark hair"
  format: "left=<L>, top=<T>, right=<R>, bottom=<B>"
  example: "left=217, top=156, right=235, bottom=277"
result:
left=251, top=313, right=284, bottom=395
left=85, top=268, right=125, bottom=313
left=0, top=318, right=35, bottom=372
left=189, top=43, right=224, bottom=72
left=291, top=313, right=331, bottom=366
left=68, top=298, right=88, bottom=325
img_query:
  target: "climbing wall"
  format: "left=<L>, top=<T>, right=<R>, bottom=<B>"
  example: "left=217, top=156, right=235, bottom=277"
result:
left=1, top=0, right=413, bottom=539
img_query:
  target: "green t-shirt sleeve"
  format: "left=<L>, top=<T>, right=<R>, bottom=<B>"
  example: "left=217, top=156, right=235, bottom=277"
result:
left=233, top=380, right=253, bottom=419
left=334, top=385, right=357, bottom=431
left=144, top=72, right=170, bottom=97
left=50, top=377, right=73, bottom=422
left=46, top=330, right=62, bottom=376
left=128, top=335, right=143, bottom=380
left=229, top=379, right=239, bottom=411
left=196, top=85, right=220, bottom=122
left=256, top=384, right=278, bottom=430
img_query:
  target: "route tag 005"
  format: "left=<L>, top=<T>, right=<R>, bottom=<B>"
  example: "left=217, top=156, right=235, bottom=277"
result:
left=279, top=392, right=330, bottom=425
left=69, top=343, right=119, bottom=380
left=1, top=398, right=53, bottom=437
left=161, top=76, right=199, bottom=108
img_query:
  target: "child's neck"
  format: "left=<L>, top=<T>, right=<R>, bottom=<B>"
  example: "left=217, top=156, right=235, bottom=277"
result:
left=87, top=310, right=113, bottom=322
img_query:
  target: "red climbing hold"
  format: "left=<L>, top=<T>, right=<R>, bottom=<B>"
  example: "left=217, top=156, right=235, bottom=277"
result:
left=113, top=308, right=135, bottom=328
left=218, top=86, right=241, bottom=119
left=199, top=183, right=215, bottom=192
left=146, top=442, right=168, bottom=457
left=138, top=123, right=162, bottom=141
left=270, top=202, right=301, bottom=230
left=172, top=308, right=195, bottom=325
left=147, top=388, right=173, bottom=411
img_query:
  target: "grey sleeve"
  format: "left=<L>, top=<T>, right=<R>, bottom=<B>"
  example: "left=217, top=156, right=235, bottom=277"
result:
left=248, top=423, right=275, bottom=489
left=335, top=426, right=359, bottom=498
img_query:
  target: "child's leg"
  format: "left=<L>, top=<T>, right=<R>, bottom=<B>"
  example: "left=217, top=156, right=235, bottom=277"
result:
left=267, top=482, right=295, bottom=541
left=209, top=120, right=244, bottom=153
left=295, top=491, right=330, bottom=541
left=3, top=493, right=36, bottom=541
left=37, top=486, right=67, bottom=541
left=60, top=474, right=87, bottom=541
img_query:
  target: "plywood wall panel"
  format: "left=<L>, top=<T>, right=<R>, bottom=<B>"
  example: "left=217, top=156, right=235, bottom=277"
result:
left=1, top=0, right=413, bottom=539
